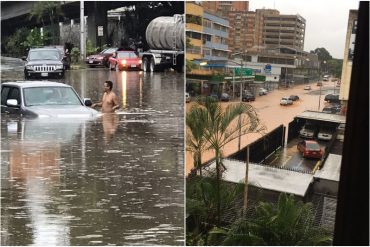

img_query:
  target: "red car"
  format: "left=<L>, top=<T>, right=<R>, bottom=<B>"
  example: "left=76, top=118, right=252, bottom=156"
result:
left=86, top=47, right=118, bottom=68
left=297, top=140, right=323, bottom=159
left=108, top=51, right=142, bottom=71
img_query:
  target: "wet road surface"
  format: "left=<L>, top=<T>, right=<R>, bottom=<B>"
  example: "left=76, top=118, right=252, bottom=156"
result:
left=186, top=80, right=340, bottom=174
left=1, top=58, right=184, bottom=245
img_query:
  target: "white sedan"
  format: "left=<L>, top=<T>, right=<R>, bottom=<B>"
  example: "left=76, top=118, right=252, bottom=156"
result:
left=280, top=97, right=293, bottom=105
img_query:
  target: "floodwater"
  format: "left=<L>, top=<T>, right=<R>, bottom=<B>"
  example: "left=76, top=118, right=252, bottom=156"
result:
left=1, top=63, right=185, bottom=245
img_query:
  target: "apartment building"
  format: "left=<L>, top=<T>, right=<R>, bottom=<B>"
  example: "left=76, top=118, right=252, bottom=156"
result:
left=202, top=10, right=230, bottom=60
left=259, top=9, right=306, bottom=51
left=186, top=2, right=204, bottom=61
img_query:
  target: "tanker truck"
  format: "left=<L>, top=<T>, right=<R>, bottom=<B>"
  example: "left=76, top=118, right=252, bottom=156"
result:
left=140, top=14, right=184, bottom=72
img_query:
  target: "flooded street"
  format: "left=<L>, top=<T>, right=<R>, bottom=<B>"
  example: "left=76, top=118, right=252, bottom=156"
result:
left=1, top=58, right=184, bottom=245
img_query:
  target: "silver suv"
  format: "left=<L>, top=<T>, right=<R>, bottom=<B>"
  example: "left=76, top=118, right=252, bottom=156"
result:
left=23, top=48, right=65, bottom=79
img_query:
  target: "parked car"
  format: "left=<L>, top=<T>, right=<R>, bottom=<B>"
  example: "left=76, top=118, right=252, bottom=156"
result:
left=22, top=47, right=65, bottom=79
left=317, top=81, right=323, bottom=86
left=220, top=93, right=230, bottom=102
left=208, top=93, right=219, bottom=101
left=289, top=95, right=299, bottom=101
left=1, top=81, right=97, bottom=118
left=304, top=85, right=312, bottom=90
left=109, top=50, right=142, bottom=71
left=322, top=104, right=341, bottom=114
left=242, top=93, right=255, bottom=102
left=297, top=140, right=323, bottom=159
left=45, top=45, right=71, bottom=70
left=85, top=47, right=118, bottom=67
left=258, top=88, right=268, bottom=96
left=318, top=127, right=334, bottom=141
left=324, top=94, right=340, bottom=103
left=185, top=92, right=190, bottom=103
left=280, top=97, right=293, bottom=105
left=299, top=124, right=317, bottom=139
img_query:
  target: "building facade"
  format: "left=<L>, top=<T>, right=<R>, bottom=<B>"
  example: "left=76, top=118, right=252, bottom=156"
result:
left=202, top=11, right=230, bottom=60
left=186, top=2, right=204, bottom=61
left=257, top=9, right=306, bottom=51
left=339, top=9, right=358, bottom=106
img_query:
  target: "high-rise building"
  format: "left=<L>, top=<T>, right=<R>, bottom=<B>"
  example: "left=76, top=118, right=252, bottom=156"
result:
left=186, top=2, right=204, bottom=61
left=340, top=9, right=358, bottom=109
left=228, top=11, right=255, bottom=53
left=259, top=9, right=306, bottom=51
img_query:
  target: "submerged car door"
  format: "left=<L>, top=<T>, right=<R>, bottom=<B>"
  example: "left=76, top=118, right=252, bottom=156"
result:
left=1, top=86, right=22, bottom=114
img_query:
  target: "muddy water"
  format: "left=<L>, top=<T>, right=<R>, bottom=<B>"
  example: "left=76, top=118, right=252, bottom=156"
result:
left=1, top=67, right=184, bottom=245
left=186, top=80, right=337, bottom=174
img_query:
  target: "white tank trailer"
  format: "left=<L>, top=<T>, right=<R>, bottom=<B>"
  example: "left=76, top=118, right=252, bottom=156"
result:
left=140, top=15, right=184, bottom=72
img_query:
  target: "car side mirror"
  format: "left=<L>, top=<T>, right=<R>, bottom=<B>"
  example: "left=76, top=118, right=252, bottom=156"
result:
left=83, top=98, right=92, bottom=107
left=21, top=56, right=27, bottom=61
left=7, top=99, right=18, bottom=106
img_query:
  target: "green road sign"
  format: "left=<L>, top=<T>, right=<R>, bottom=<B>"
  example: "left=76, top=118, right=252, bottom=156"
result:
left=234, top=67, right=253, bottom=76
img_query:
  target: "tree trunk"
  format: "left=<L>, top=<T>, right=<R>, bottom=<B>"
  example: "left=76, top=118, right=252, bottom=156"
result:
left=216, top=150, right=221, bottom=225
left=243, top=146, right=250, bottom=216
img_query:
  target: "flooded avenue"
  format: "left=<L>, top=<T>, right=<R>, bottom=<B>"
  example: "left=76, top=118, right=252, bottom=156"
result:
left=1, top=60, right=185, bottom=245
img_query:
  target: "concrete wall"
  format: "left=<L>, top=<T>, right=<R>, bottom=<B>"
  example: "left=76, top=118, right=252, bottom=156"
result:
left=340, top=10, right=358, bottom=104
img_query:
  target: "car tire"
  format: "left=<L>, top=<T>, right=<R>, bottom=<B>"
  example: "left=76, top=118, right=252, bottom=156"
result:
left=142, top=57, right=149, bottom=72
left=149, top=58, right=155, bottom=72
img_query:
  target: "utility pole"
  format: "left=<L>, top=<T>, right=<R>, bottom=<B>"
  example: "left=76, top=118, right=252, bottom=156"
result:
left=80, top=0, right=85, bottom=61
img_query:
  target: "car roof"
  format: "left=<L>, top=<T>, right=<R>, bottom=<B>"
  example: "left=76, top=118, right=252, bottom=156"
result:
left=305, top=140, right=318, bottom=144
left=2, top=81, right=71, bottom=88
left=29, top=47, right=60, bottom=51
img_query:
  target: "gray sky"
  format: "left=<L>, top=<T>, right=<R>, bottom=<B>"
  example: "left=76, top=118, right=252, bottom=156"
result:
left=249, top=0, right=360, bottom=59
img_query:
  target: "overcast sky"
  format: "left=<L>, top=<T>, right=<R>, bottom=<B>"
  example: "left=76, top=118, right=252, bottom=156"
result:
left=249, top=0, right=360, bottom=59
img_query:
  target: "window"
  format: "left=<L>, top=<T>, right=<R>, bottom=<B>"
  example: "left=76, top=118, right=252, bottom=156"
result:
left=1, top=87, right=10, bottom=105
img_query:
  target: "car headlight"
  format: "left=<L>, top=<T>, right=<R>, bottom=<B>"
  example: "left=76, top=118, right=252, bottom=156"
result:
left=56, top=65, right=63, bottom=69
left=26, top=65, right=34, bottom=70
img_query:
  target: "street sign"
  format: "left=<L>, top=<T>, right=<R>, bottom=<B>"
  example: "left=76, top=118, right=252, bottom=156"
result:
left=234, top=67, right=253, bottom=76
left=98, top=26, right=103, bottom=36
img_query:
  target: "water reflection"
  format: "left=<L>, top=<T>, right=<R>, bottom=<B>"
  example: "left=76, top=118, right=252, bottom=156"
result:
left=1, top=70, right=184, bottom=245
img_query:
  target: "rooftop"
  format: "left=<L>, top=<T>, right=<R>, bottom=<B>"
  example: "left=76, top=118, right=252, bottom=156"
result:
left=205, top=158, right=314, bottom=197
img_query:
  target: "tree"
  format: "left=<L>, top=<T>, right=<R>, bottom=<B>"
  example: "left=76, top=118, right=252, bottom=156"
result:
left=310, top=47, right=333, bottom=62
left=327, top=59, right=343, bottom=78
left=29, top=1, right=63, bottom=44
left=21, top=28, right=49, bottom=49
left=194, top=97, right=265, bottom=225
left=186, top=106, right=209, bottom=177
left=207, top=193, right=333, bottom=246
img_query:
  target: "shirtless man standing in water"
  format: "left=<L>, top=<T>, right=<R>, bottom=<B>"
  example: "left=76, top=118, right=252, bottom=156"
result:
left=92, top=80, right=119, bottom=113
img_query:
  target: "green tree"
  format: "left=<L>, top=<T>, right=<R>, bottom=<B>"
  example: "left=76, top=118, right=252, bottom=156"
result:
left=186, top=176, right=244, bottom=245
left=194, top=97, right=265, bottom=225
left=208, top=193, right=332, bottom=246
left=29, top=1, right=63, bottom=44
left=21, top=28, right=49, bottom=49
left=327, top=59, right=343, bottom=78
left=187, top=106, right=209, bottom=177
left=310, top=47, right=333, bottom=62
left=4, top=27, right=30, bottom=57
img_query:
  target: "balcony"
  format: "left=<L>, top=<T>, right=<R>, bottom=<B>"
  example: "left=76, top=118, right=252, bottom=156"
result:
left=203, top=41, right=229, bottom=51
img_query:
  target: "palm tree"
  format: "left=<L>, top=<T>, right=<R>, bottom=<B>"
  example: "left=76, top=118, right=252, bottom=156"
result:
left=207, top=193, right=332, bottom=246
left=186, top=105, right=209, bottom=177
left=196, top=97, right=265, bottom=225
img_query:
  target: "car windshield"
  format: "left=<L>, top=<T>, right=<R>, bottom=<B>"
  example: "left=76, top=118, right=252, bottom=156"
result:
left=23, top=87, right=82, bottom=106
left=306, top=142, right=320, bottom=150
left=103, top=48, right=117, bottom=54
left=117, top=52, right=137, bottom=59
left=29, top=50, right=61, bottom=60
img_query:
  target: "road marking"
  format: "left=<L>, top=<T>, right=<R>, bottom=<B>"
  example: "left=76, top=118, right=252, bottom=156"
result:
left=292, top=158, right=304, bottom=169
left=281, top=155, right=292, bottom=167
